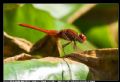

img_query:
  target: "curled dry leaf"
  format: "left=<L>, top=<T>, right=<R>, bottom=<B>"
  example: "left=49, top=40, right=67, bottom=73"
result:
left=4, top=32, right=62, bottom=58
left=30, top=35, right=62, bottom=57
left=4, top=32, right=33, bottom=57
left=65, top=48, right=118, bottom=80
left=4, top=53, right=33, bottom=63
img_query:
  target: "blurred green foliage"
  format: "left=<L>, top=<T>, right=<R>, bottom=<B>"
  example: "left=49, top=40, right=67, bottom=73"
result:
left=74, top=3, right=118, bottom=48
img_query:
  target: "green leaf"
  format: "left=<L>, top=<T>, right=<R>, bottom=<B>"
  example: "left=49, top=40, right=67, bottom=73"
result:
left=86, top=25, right=118, bottom=48
left=4, top=4, right=56, bottom=44
left=4, top=58, right=90, bottom=80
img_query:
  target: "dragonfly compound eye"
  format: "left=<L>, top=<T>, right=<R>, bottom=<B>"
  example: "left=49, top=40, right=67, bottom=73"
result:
left=79, top=34, right=86, bottom=43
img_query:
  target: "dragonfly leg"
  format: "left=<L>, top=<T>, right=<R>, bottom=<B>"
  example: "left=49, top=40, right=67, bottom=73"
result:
left=73, top=41, right=77, bottom=51
left=62, top=41, right=72, bottom=55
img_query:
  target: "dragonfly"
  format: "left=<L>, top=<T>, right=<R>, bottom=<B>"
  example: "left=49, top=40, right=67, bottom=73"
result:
left=19, top=23, right=86, bottom=54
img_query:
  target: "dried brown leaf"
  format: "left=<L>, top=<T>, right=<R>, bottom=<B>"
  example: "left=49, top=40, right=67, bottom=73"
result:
left=65, top=48, right=118, bottom=80
left=4, top=32, right=33, bottom=57
left=4, top=53, right=33, bottom=63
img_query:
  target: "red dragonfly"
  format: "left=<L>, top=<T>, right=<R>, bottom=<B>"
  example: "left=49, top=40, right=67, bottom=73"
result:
left=19, top=23, right=86, bottom=53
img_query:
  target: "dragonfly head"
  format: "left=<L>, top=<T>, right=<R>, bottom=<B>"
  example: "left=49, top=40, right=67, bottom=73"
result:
left=77, top=34, right=86, bottom=43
